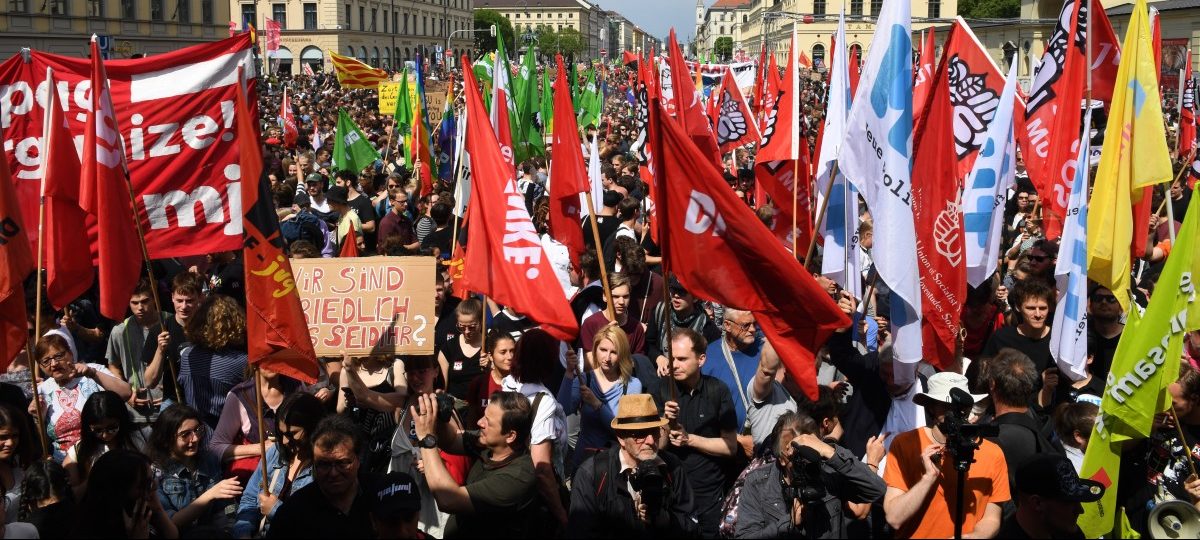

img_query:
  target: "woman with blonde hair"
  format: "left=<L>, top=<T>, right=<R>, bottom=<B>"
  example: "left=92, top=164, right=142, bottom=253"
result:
left=178, top=295, right=249, bottom=429
left=559, top=324, right=643, bottom=471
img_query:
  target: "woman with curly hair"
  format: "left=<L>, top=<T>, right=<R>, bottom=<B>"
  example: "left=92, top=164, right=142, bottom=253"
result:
left=177, top=295, right=248, bottom=429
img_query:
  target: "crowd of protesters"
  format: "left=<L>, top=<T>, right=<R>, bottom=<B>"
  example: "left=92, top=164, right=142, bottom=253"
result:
left=0, top=54, right=1194, bottom=540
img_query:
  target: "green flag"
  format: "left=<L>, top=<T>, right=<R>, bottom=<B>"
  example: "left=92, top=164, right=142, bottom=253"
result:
left=1079, top=191, right=1200, bottom=537
left=395, top=68, right=413, bottom=166
left=539, top=69, right=554, bottom=137
left=578, top=67, right=601, bottom=128
left=333, top=109, right=380, bottom=174
left=512, top=45, right=544, bottom=162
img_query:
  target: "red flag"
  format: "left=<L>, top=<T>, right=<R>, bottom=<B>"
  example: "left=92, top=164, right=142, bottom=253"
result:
left=548, top=55, right=590, bottom=267
left=80, top=38, right=143, bottom=321
left=0, top=148, right=32, bottom=370
left=798, top=52, right=812, bottom=69
left=666, top=30, right=722, bottom=171
left=41, top=69, right=94, bottom=309
left=754, top=42, right=767, bottom=114
left=280, top=86, right=298, bottom=148
left=913, top=28, right=936, bottom=123
left=715, top=66, right=762, bottom=153
left=229, top=21, right=237, bottom=37
left=648, top=95, right=849, bottom=401
left=236, top=76, right=319, bottom=384
left=754, top=32, right=810, bottom=252
left=459, top=55, right=579, bottom=342
left=911, top=32, right=966, bottom=370
left=338, top=226, right=360, bottom=258
left=622, top=50, right=638, bottom=66
left=265, top=18, right=281, bottom=55
left=1180, top=51, right=1195, bottom=159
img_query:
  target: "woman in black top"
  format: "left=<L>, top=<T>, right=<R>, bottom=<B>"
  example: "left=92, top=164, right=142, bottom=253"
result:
left=336, top=353, right=407, bottom=474
left=437, top=298, right=484, bottom=400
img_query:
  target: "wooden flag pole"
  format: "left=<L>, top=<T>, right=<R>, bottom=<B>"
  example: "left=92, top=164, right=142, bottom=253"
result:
left=1169, top=407, right=1200, bottom=479
left=804, top=161, right=839, bottom=270
left=29, top=68, right=53, bottom=459
left=583, top=192, right=617, bottom=323
left=254, top=367, right=270, bottom=494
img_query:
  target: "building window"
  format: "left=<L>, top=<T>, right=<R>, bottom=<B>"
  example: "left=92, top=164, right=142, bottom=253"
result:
left=359, top=6, right=364, bottom=30
left=242, top=3, right=255, bottom=28
left=383, top=10, right=388, bottom=32
left=304, top=3, right=316, bottom=29
left=813, top=0, right=825, bottom=15
left=371, top=8, right=377, bottom=31
left=403, top=13, right=408, bottom=33
left=423, top=16, right=427, bottom=35
left=813, top=43, right=826, bottom=69
left=201, top=0, right=212, bottom=23
left=49, top=0, right=67, bottom=15
left=177, top=0, right=189, bottom=21
left=393, top=12, right=398, bottom=34
left=850, top=0, right=862, bottom=16
left=871, top=0, right=882, bottom=15
left=151, top=0, right=164, bottom=20
left=8, top=0, right=28, bottom=13
left=272, top=3, right=285, bottom=28
left=344, top=4, right=350, bottom=28
left=88, top=0, right=102, bottom=17
left=928, top=0, right=940, bottom=18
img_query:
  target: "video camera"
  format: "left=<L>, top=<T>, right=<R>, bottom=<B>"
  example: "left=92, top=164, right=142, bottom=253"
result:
left=787, top=442, right=829, bottom=505
left=939, top=387, right=999, bottom=472
left=630, top=460, right=669, bottom=524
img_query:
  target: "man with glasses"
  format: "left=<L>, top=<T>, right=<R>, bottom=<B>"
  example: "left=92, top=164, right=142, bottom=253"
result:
left=567, top=394, right=699, bottom=538
left=376, top=187, right=420, bottom=254
left=702, top=307, right=764, bottom=432
left=1086, top=283, right=1124, bottom=381
left=267, top=415, right=379, bottom=539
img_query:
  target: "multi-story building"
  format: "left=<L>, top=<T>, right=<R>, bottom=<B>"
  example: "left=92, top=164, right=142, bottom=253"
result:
left=694, top=0, right=751, bottom=61
left=234, top=0, right=474, bottom=74
left=606, top=10, right=653, bottom=54
left=475, top=0, right=646, bottom=59
left=0, top=0, right=232, bottom=58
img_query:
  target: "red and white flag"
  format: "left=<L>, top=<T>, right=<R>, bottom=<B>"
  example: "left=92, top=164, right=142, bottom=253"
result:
left=754, top=30, right=811, bottom=253
left=648, top=93, right=849, bottom=401
left=265, top=18, right=281, bottom=55
left=229, top=21, right=237, bottom=37
left=41, top=68, right=94, bottom=310
left=1180, top=51, right=1196, bottom=159
left=280, top=86, right=298, bottom=148
left=715, top=66, right=761, bottom=153
left=912, top=28, right=936, bottom=123
left=81, top=37, right=144, bottom=321
left=459, top=55, right=578, bottom=342
left=666, top=30, right=722, bottom=171
left=548, top=55, right=590, bottom=267
left=302, top=63, right=315, bottom=77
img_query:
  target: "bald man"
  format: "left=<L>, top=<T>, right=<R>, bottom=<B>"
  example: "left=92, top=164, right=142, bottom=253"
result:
left=745, top=342, right=798, bottom=447
left=702, top=308, right=765, bottom=429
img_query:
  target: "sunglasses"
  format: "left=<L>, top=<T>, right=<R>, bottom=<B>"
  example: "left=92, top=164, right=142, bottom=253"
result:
left=1027, top=255, right=1048, bottom=263
left=1090, top=294, right=1119, bottom=304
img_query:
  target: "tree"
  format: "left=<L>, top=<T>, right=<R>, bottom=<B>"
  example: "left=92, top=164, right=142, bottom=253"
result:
left=714, top=37, right=733, bottom=62
left=959, top=0, right=1019, bottom=19
left=556, top=27, right=585, bottom=57
left=474, top=9, right=514, bottom=53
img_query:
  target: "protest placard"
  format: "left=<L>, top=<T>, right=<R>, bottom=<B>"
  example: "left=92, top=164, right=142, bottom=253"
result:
left=378, top=81, right=400, bottom=115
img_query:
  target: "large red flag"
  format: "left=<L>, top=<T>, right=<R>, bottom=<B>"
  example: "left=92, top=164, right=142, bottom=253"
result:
left=459, top=55, right=578, bottom=342
left=648, top=95, right=849, bottom=401
left=0, top=150, right=32, bottom=370
left=237, top=76, right=319, bottom=384
left=280, top=86, right=298, bottom=148
left=666, top=30, right=721, bottom=171
left=912, top=29, right=966, bottom=370
left=80, top=38, right=142, bottom=321
left=715, top=66, right=762, bottom=153
left=754, top=31, right=811, bottom=253
left=548, top=55, right=589, bottom=267
left=41, top=68, right=94, bottom=309
left=912, top=28, right=936, bottom=123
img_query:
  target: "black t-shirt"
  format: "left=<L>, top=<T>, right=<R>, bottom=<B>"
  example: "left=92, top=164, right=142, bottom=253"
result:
left=210, top=258, right=245, bottom=305
left=996, top=515, right=1086, bottom=539
left=655, top=375, right=737, bottom=507
left=582, top=215, right=620, bottom=250
left=347, top=193, right=378, bottom=253
left=422, top=227, right=454, bottom=257
left=986, top=411, right=1053, bottom=489
left=441, top=335, right=481, bottom=400
left=265, top=476, right=379, bottom=539
left=981, top=326, right=1053, bottom=385
left=1087, top=325, right=1122, bottom=381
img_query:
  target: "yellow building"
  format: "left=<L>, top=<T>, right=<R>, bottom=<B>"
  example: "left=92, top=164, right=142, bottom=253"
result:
left=0, top=0, right=232, bottom=58
left=475, top=0, right=645, bottom=59
left=233, top=0, right=475, bottom=73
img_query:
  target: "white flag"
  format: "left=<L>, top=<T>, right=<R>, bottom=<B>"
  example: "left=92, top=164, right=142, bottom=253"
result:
left=817, top=8, right=861, bottom=301
left=1050, top=109, right=1092, bottom=381
left=963, top=60, right=1019, bottom=287
left=837, top=0, right=921, bottom=363
left=581, top=136, right=603, bottom=217
left=451, top=111, right=471, bottom=217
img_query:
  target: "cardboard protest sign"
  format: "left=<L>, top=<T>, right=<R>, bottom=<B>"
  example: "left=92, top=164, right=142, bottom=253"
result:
left=292, top=256, right=436, bottom=356
left=378, top=82, right=401, bottom=115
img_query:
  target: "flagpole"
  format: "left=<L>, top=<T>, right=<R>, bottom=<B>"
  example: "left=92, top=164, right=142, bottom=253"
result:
left=791, top=158, right=800, bottom=255
left=583, top=193, right=617, bottom=323
left=254, top=366, right=270, bottom=495
left=804, top=162, right=838, bottom=269
left=30, top=71, right=53, bottom=458
left=1169, top=407, right=1200, bottom=479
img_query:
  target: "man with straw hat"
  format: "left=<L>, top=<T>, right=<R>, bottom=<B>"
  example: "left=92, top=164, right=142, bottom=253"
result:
left=566, top=394, right=699, bottom=538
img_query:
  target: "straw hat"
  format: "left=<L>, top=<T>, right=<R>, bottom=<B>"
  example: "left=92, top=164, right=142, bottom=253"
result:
left=610, top=394, right=668, bottom=431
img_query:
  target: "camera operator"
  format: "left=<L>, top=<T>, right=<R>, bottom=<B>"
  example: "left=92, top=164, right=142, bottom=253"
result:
left=882, top=372, right=1010, bottom=539
left=567, top=394, right=699, bottom=538
left=410, top=390, right=542, bottom=538
left=735, top=411, right=886, bottom=539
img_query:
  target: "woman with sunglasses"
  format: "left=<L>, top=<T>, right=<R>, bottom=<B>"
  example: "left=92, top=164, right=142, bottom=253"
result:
left=31, top=334, right=132, bottom=462
left=150, top=404, right=243, bottom=535
left=436, top=298, right=483, bottom=401
left=233, top=393, right=327, bottom=539
left=63, top=390, right=147, bottom=497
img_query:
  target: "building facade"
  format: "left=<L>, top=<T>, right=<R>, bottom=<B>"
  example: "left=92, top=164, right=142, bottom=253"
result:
left=476, top=0, right=647, bottom=59
left=606, top=11, right=653, bottom=54
left=235, top=0, right=474, bottom=74
left=694, top=0, right=751, bottom=61
left=0, top=0, right=232, bottom=58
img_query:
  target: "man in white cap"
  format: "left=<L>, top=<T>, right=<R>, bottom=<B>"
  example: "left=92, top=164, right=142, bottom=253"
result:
left=881, top=372, right=1011, bottom=539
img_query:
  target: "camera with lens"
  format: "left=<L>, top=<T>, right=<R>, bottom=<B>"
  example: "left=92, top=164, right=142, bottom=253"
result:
left=940, top=388, right=999, bottom=471
left=787, top=442, right=829, bottom=505
left=433, top=392, right=456, bottom=423
left=630, top=460, right=668, bottom=524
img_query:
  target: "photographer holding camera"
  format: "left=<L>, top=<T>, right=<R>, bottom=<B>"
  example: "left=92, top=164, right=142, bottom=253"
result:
left=734, top=411, right=886, bottom=538
left=882, top=372, right=1010, bottom=539
left=567, top=394, right=699, bottom=538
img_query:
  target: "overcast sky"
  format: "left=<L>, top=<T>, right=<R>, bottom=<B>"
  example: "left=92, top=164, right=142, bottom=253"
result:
left=598, top=0, right=710, bottom=42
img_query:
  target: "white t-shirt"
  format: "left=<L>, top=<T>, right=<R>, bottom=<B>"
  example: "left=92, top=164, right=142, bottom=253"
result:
left=501, top=375, right=568, bottom=478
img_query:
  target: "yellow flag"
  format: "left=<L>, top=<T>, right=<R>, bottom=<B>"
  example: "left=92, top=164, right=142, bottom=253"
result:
left=1086, top=0, right=1172, bottom=312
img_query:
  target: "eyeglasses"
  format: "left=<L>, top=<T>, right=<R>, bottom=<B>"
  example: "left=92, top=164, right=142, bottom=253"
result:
left=387, top=183, right=400, bottom=189
left=89, top=424, right=120, bottom=437
left=624, top=429, right=658, bottom=443
left=1027, top=254, right=1048, bottom=263
left=176, top=426, right=206, bottom=442
left=456, top=322, right=479, bottom=331
left=1090, top=294, right=1119, bottom=304
left=314, top=458, right=356, bottom=472
left=37, top=351, right=69, bottom=368
left=726, top=320, right=756, bottom=332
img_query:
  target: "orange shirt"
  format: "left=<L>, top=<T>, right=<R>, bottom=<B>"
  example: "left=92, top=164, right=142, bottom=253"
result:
left=882, top=427, right=1011, bottom=539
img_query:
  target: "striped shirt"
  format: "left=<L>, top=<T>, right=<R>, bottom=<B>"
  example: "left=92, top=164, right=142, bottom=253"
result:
left=178, top=346, right=248, bottom=428
left=414, top=215, right=435, bottom=243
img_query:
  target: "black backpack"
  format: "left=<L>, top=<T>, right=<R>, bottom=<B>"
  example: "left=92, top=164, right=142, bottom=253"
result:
left=281, top=210, right=324, bottom=247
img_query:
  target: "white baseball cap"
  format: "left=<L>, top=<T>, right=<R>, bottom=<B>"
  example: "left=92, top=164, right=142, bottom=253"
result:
left=914, top=372, right=988, bottom=407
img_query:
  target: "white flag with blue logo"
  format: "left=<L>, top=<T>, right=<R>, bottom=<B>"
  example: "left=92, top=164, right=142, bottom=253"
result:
left=1050, top=109, right=1091, bottom=381
left=962, top=60, right=1019, bottom=288
left=838, top=0, right=921, bottom=363
left=818, top=8, right=861, bottom=301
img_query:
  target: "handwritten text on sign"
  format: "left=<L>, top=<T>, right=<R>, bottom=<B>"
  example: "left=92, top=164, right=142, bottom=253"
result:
left=292, top=257, right=435, bottom=356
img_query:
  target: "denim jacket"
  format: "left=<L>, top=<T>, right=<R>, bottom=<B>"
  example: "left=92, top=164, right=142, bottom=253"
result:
left=155, top=450, right=227, bottom=530
left=233, top=445, right=314, bottom=538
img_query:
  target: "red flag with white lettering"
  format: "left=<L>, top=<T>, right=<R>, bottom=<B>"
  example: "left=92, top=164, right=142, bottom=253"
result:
left=754, top=31, right=810, bottom=252
left=42, top=68, right=94, bottom=310
left=281, top=86, right=298, bottom=148
left=0, top=148, right=32, bottom=370
left=649, top=95, right=849, bottom=401
left=715, top=66, right=761, bottom=153
left=666, top=30, right=722, bottom=171
left=549, top=55, right=589, bottom=267
left=1180, top=52, right=1196, bottom=159
left=459, top=56, right=578, bottom=342
left=80, top=38, right=143, bottom=321
left=912, top=28, right=936, bottom=124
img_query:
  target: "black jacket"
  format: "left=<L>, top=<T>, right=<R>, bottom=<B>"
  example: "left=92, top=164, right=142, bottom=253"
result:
left=567, top=448, right=700, bottom=539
